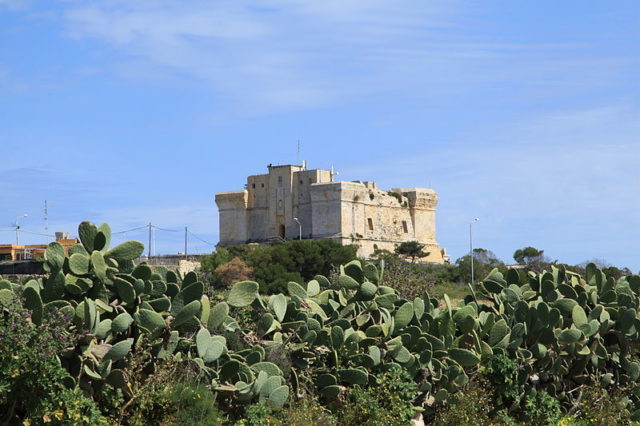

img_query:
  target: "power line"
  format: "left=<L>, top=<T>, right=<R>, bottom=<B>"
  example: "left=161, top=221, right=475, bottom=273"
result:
left=112, top=225, right=148, bottom=235
left=187, top=230, right=216, bottom=247
left=19, top=229, right=56, bottom=237
left=152, top=225, right=180, bottom=233
left=3, top=222, right=218, bottom=254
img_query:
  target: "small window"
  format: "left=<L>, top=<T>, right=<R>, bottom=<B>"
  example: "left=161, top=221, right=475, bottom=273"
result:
left=278, top=176, right=283, bottom=184
left=373, top=244, right=379, bottom=251
left=367, top=218, right=374, bottom=231
left=300, top=180, right=303, bottom=184
left=261, top=183, right=264, bottom=187
left=252, top=183, right=256, bottom=189
left=308, top=178, right=312, bottom=184
left=279, top=224, right=285, bottom=238
left=402, top=221, right=408, bottom=233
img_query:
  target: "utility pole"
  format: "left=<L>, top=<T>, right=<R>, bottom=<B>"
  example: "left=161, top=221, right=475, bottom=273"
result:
left=15, top=213, right=27, bottom=245
left=184, top=226, right=188, bottom=259
left=148, top=222, right=152, bottom=259
left=470, top=218, right=479, bottom=284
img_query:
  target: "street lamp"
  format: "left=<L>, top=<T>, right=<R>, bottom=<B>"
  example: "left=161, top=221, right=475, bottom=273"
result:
left=470, top=218, right=479, bottom=284
left=293, top=217, right=302, bottom=240
left=15, top=213, right=28, bottom=245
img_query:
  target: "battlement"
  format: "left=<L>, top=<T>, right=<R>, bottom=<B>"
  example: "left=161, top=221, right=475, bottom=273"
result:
left=215, top=191, right=248, bottom=210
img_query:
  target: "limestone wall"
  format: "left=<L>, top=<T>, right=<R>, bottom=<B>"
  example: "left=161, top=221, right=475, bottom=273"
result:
left=215, top=191, right=248, bottom=245
left=215, top=165, right=445, bottom=263
left=309, top=182, right=342, bottom=239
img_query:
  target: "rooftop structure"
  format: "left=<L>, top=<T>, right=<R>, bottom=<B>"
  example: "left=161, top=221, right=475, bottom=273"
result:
left=0, top=232, right=78, bottom=261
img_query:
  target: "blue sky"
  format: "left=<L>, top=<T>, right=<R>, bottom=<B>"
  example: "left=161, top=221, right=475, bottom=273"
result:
left=1, top=1, right=638, bottom=269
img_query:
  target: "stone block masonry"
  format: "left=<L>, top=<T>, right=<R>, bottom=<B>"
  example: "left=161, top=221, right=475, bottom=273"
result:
left=215, top=164, right=446, bottom=263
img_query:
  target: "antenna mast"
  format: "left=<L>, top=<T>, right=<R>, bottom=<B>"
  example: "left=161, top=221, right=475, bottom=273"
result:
left=330, top=165, right=338, bottom=181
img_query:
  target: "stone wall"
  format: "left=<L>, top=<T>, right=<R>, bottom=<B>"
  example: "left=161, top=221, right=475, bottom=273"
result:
left=216, top=165, right=445, bottom=263
left=137, top=256, right=202, bottom=275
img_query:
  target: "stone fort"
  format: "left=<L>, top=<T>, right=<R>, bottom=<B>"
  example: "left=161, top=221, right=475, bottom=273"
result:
left=215, top=164, right=446, bottom=263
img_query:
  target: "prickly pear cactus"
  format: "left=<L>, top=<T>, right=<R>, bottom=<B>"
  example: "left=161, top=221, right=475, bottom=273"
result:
left=7, top=221, right=640, bottom=418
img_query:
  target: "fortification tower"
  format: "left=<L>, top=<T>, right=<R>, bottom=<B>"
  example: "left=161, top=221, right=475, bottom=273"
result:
left=215, top=164, right=445, bottom=263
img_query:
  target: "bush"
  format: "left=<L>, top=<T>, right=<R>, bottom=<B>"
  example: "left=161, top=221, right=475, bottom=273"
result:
left=0, top=299, right=105, bottom=424
left=337, top=366, right=418, bottom=425
left=482, top=352, right=523, bottom=408
left=165, top=383, right=226, bottom=425
left=523, top=390, right=562, bottom=425
left=433, top=380, right=493, bottom=426
left=377, top=259, right=471, bottom=300
left=479, top=353, right=564, bottom=424
left=576, top=383, right=634, bottom=425
left=378, top=260, right=435, bottom=299
left=277, top=396, right=337, bottom=425
left=234, top=396, right=338, bottom=425
left=201, top=248, right=234, bottom=272
left=214, top=257, right=254, bottom=288
left=6, top=222, right=640, bottom=425
left=238, top=403, right=276, bottom=425
left=203, top=239, right=358, bottom=294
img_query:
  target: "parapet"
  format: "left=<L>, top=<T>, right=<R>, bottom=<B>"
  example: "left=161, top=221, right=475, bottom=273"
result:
left=215, top=191, right=248, bottom=210
left=393, top=188, right=438, bottom=209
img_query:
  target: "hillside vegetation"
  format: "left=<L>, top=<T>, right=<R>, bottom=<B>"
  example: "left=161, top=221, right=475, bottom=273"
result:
left=1, top=221, right=639, bottom=425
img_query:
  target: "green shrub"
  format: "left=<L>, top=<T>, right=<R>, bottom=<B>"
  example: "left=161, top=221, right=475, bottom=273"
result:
left=482, top=353, right=523, bottom=408
left=433, top=380, right=494, bottom=426
left=374, top=258, right=471, bottom=301
left=0, top=299, right=106, bottom=424
left=337, top=366, right=418, bottom=425
left=239, top=403, right=277, bottom=425
left=7, top=221, right=640, bottom=426
left=201, top=248, right=234, bottom=272
left=576, top=384, right=634, bottom=425
left=165, top=383, right=226, bottom=425
left=523, top=390, right=562, bottom=425
left=277, top=396, right=337, bottom=425
left=203, top=239, right=358, bottom=294
left=479, top=354, right=563, bottom=424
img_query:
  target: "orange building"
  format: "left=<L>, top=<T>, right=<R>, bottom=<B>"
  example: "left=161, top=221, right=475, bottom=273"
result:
left=0, top=232, right=78, bottom=261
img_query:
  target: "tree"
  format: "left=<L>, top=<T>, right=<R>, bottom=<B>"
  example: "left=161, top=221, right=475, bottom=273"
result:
left=371, top=249, right=401, bottom=266
left=513, top=247, right=545, bottom=265
left=395, top=241, right=429, bottom=263
left=455, top=248, right=504, bottom=283
left=513, top=246, right=549, bottom=272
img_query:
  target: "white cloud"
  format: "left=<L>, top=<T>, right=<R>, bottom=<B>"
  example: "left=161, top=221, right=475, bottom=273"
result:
left=57, top=1, right=617, bottom=114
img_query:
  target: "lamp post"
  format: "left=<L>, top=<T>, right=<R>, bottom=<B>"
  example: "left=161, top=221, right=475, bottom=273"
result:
left=15, top=213, right=28, bottom=245
left=293, top=217, right=302, bottom=240
left=470, top=218, right=479, bottom=284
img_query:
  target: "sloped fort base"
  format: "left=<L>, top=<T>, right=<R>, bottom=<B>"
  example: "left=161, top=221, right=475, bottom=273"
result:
left=215, top=164, right=446, bottom=263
